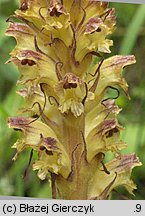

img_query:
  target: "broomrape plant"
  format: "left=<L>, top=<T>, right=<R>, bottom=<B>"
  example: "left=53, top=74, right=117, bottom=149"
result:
left=7, top=0, right=141, bottom=200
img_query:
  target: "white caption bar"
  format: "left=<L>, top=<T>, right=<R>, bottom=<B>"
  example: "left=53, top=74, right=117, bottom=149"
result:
left=103, top=0, right=145, bottom=4
left=0, top=200, right=145, bottom=216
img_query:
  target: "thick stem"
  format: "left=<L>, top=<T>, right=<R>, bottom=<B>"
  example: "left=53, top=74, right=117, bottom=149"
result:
left=62, top=113, right=85, bottom=157
left=56, top=113, right=90, bottom=199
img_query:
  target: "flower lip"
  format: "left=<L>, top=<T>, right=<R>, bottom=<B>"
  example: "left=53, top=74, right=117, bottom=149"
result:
left=105, top=127, right=119, bottom=138
left=48, top=0, right=67, bottom=17
left=20, top=1, right=28, bottom=11
left=8, top=116, right=32, bottom=127
left=111, top=153, right=141, bottom=173
left=45, top=150, right=53, bottom=155
left=63, top=82, right=77, bottom=89
left=84, top=17, right=103, bottom=34
left=62, top=73, right=83, bottom=89
left=96, top=119, right=118, bottom=136
left=19, top=50, right=42, bottom=60
left=50, top=7, right=62, bottom=17
left=21, top=59, right=36, bottom=66
left=40, top=134, right=59, bottom=151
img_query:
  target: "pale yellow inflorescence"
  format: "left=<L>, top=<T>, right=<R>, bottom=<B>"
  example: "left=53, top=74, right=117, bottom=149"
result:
left=7, top=0, right=141, bottom=199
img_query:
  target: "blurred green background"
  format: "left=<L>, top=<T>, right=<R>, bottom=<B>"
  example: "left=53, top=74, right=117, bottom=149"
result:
left=0, top=0, right=145, bottom=199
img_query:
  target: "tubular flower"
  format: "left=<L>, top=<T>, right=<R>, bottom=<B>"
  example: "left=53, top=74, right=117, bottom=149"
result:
left=7, top=0, right=141, bottom=199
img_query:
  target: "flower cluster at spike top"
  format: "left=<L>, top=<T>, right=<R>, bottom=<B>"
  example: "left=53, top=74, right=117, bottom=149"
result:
left=7, top=0, right=141, bottom=200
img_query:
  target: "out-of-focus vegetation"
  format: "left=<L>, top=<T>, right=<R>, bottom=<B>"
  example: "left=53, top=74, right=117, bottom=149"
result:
left=0, top=0, right=145, bottom=199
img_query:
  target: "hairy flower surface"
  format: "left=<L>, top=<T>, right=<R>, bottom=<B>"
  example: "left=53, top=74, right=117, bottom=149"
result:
left=7, top=0, right=141, bottom=199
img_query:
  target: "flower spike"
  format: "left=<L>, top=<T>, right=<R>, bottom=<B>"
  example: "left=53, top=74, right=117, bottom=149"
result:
left=7, top=0, right=141, bottom=199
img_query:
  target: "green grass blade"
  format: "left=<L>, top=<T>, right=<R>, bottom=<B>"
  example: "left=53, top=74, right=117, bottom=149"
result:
left=119, top=5, right=145, bottom=55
